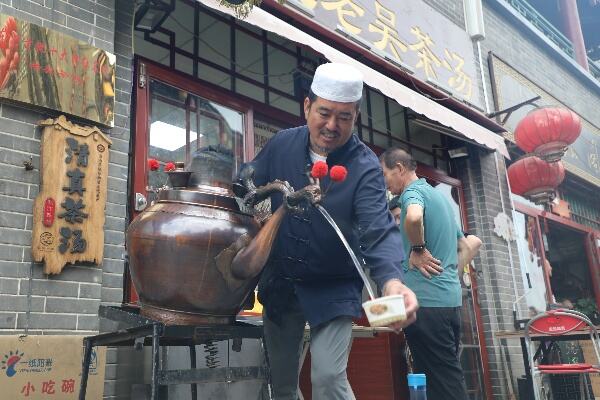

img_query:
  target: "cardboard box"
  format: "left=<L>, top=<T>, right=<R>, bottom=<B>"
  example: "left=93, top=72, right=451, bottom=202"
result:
left=0, top=335, right=105, bottom=399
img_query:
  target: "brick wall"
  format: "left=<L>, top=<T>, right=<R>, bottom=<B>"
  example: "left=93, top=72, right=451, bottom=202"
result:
left=0, top=2, right=133, bottom=398
left=0, top=0, right=123, bottom=335
left=102, top=2, right=134, bottom=398
left=423, top=0, right=466, bottom=30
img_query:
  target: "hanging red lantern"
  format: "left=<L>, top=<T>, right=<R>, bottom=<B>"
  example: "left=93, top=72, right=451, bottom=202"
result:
left=514, top=107, right=581, bottom=162
left=507, top=156, right=565, bottom=204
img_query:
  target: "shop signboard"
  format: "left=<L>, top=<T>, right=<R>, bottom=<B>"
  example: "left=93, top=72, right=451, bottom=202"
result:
left=0, top=14, right=115, bottom=126
left=286, top=0, right=482, bottom=105
left=0, top=335, right=105, bottom=399
left=490, top=54, right=600, bottom=187
left=253, top=119, right=283, bottom=154
left=32, top=116, right=111, bottom=274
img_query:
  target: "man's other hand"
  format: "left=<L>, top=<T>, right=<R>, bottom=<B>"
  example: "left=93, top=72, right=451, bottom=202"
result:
left=409, top=249, right=442, bottom=279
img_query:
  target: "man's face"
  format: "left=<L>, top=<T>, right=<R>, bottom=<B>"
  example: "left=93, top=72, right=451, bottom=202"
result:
left=304, top=96, right=358, bottom=155
left=381, top=163, right=408, bottom=195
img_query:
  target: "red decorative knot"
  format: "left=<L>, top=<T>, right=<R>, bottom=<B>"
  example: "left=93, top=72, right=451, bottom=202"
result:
left=311, top=161, right=328, bottom=179
left=148, top=158, right=160, bottom=171
left=165, top=162, right=176, bottom=172
left=514, top=107, right=581, bottom=162
left=330, top=165, right=348, bottom=182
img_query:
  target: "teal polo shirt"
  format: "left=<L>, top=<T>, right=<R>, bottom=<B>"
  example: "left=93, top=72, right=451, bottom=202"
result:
left=398, top=178, right=463, bottom=307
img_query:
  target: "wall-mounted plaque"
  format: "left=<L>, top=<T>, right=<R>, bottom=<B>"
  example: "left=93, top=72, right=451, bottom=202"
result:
left=0, top=14, right=115, bottom=126
left=32, top=116, right=111, bottom=274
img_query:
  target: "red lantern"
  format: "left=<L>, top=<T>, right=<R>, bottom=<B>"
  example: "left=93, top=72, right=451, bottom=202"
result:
left=514, top=107, right=581, bottom=162
left=507, top=156, right=565, bottom=204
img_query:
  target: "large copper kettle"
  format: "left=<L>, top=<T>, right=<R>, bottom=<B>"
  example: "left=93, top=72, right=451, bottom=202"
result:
left=126, top=148, right=317, bottom=325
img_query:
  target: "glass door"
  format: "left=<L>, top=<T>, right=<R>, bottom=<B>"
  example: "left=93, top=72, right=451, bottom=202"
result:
left=127, top=59, right=252, bottom=304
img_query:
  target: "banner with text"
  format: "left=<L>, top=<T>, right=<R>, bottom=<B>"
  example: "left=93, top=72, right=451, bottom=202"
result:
left=0, top=14, right=115, bottom=126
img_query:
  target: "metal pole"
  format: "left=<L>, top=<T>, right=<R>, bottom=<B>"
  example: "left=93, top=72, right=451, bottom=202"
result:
left=189, top=345, right=198, bottom=400
left=151, top=324, right=161, bottom=400
left=78, top=338, right=94, bottom=400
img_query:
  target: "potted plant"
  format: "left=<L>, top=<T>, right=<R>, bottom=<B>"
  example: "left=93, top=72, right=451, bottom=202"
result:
left=574, top=298, right=600, bottom=325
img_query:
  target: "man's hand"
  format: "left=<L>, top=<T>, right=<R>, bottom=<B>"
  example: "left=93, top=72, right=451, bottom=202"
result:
left=409, top=249, right=442, bottom=279
left=382, top=279, right=418, bottom=333
left=457, top=235, right=482, bottom=268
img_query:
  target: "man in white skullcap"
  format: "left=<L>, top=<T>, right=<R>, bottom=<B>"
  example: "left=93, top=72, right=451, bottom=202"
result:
left=239, top=63, right=418, bottom=399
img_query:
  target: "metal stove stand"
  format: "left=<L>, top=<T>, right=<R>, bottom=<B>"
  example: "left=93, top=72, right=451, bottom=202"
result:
left=79, top=305, right=270, bottom=400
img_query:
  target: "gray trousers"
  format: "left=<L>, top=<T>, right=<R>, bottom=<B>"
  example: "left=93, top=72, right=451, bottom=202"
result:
left=263, top=297, right=356, bottom=400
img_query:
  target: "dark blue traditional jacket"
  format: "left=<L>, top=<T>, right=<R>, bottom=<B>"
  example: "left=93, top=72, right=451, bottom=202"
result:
left=248, top=126, right=404, bottom=327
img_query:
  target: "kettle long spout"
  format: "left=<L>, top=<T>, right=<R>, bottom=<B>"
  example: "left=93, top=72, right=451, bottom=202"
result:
left=230, top=206, right=286, bottom=280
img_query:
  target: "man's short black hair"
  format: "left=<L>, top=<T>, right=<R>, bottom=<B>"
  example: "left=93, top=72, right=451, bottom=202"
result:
left=380, top=147, right=417, bottom=171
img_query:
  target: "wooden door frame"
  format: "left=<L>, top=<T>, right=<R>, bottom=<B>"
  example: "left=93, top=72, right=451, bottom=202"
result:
left=515, top=201, right=600, bottom=311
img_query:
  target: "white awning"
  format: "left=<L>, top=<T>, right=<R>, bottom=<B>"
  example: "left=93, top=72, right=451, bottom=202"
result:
left=198, top=0, right=509, bottom=158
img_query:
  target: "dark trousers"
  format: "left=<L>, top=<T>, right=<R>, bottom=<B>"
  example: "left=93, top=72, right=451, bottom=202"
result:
left=404, top=307, right=468, bottom=400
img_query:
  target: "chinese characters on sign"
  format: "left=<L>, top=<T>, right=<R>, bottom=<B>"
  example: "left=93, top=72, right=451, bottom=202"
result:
left=32, top=116, right=111, bottom=274
left=0, top=336, right=105, bottom=399
left=19, top=378, right=76, bottom=396
left=0, top=14, right=115, bottom=126
left=288, top=0, right=479, bottom=102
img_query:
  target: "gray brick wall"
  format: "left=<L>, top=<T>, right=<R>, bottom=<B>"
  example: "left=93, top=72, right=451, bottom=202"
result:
left=0, top=2, right=129, bottom=398
left=0, top=0, right=125, bottom=338
left=102, top=1, right=133, bottom=398
left=423, top=0, right=466, bottom=30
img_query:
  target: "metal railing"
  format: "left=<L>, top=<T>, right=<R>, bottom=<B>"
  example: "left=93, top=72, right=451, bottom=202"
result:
left=504, top=0, right=600, bottom=82
left=505, top=0, right=575, bottom=56
left=589, top=61, right=600, bottom=80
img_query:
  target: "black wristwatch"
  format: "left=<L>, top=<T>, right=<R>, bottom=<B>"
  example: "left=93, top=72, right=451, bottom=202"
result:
left=411, top=244, right=426, bottom=254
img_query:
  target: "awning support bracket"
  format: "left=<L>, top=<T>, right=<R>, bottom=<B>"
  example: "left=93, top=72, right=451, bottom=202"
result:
left=487, top=95, right=541, bottom=125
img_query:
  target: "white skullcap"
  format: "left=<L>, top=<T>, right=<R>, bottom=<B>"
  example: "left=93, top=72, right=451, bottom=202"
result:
left=311, top=63, right=363, bottom=103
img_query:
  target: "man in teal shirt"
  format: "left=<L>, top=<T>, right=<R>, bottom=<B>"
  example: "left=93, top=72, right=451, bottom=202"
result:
left=381, top=147, right=480, bottom=400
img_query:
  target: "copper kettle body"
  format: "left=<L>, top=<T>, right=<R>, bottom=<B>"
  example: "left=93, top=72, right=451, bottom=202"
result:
left=126, top=186, right=270, bottom=325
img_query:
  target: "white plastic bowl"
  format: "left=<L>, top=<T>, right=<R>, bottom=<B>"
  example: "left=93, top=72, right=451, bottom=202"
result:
left=362, top=294, right=407, bottom=327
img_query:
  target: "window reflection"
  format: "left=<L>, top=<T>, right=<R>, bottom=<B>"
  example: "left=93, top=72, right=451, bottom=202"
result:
left=147, top=80, right=245, bottom=201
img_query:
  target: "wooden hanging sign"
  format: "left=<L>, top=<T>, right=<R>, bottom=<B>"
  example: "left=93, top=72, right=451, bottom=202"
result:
left=32, top=115, right=112, bottom=274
